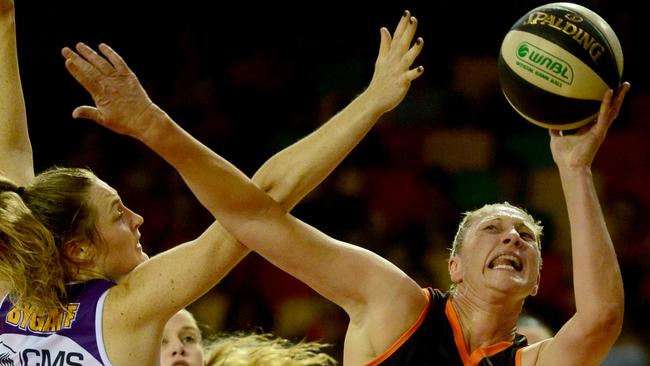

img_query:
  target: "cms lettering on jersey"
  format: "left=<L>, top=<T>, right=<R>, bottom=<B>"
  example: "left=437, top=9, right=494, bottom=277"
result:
left=5, top=304, right=80, bottom=333
left=21, top=349, right=83, bottom=366
left=523, top=11, right=606, bottom=63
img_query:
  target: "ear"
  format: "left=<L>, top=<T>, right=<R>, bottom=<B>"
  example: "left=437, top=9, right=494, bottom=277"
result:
left=63, top=238, right=95, bottom=264
left=448, top=255, right=463, bottom=284
left=529, top=270, right=541, bottom=296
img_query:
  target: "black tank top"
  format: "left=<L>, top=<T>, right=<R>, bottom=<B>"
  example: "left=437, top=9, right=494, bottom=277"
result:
left=368, top=288, right=528, bottom=366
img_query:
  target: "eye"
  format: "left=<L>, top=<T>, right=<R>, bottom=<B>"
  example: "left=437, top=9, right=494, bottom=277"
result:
left=519, top=231, right=535, bottom=241
left=483, top=224, right=498, bottom=231
left=182, top=335, right=198, bottom=344
left=114, top=208, right=124, bottom=221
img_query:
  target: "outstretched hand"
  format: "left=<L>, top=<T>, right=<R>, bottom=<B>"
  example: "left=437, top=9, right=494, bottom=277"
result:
left=62, top=43, right=156, bottom=138
left=365, top=10, right=424, bottom=113
left=549, top=82, right=631, bottom=169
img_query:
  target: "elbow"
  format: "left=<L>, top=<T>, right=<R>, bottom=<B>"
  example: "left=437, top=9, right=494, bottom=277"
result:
left=583, top=302, right=625, bottom=341
left=603, top=302, right=625, bottom=334
left=256, top=175, right=304, bottom=211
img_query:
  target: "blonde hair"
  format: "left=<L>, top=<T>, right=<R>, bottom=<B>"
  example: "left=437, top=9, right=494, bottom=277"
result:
left=204, top=331, right=337, bottom=366
left=0, top=167, right=98, bottom=313
left=450, top=202, right=543, bottom=258
left=0, top=178, right=65, bottom=311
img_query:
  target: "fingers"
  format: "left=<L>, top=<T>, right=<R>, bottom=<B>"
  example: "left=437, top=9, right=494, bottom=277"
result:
left=73, top=42, right=116, bottom=75
left=376, top=10, right=423, bottom=71
left=405, top=36, right=424, bottom=70
left=388, top=10, right=419, bottom=53
left=608, top=82, right=631, bottom=120
left=62, top=51, right=105, bottom=97
left=377, top=27, right=391, bottom=60
left=400, top=15, right=418, bottom=49
left=594, top=81, right=629, bottom=134
left=394, top=12, right=418, bottom=52
left=405, top=65, right=424, bottom=81
left=98, top=43, right=133, bottom=74
left=598, top=88, right=614, bottom=118
left=392, top=10, right=411, bottom=42
left=71, top=106, right=100, bottom=121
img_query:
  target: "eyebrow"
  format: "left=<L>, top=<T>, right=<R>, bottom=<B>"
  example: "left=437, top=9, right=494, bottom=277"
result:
left=482, top=217, right=534, bottom=232
left=107, top=197, right=121, bottom=213
left=179, top=326, right=200, bottom=334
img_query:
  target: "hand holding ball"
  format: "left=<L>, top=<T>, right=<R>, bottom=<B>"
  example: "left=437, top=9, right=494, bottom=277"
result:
left=498, top=2, right=623, bottom=130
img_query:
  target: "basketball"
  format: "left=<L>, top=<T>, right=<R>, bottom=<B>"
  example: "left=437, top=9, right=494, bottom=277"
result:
left=498, top=2, right=623, bottom=130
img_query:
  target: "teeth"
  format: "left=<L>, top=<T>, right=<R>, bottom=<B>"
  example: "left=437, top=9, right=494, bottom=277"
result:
left=490, top=254, right=522, bottom=271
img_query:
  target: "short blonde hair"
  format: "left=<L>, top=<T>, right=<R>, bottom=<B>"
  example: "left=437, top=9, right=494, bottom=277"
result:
left=450, top=202, right=543, bottom=258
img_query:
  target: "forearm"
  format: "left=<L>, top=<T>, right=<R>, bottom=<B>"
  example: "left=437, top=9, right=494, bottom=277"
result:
left=0, top=2, right=33, bottom=184
left=134, top=105, right=273, bottom=220
left=560, top=166, right=624, bottom=326
left=252, top=90, right=384, bottom=210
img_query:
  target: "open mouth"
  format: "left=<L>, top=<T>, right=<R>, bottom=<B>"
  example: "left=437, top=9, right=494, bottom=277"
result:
left=488, top=254, right=522, bottom=271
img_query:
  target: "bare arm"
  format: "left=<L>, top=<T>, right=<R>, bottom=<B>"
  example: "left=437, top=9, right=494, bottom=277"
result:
left=529, top=82, right=630, bottom=366
left=0, top=0, right=33, bottom=185
left=130, top=12, right=427, bottom=323
left=61, top=11, right=424, bottom=361
left=252, top=12, right=424, bottom=207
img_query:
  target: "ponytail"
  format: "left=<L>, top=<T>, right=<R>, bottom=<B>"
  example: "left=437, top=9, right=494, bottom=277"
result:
left=0, top=178, right=67, bottom=312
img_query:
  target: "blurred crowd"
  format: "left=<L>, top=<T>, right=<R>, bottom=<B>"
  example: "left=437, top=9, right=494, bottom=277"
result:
left=16, top=0, right=649, bottom=363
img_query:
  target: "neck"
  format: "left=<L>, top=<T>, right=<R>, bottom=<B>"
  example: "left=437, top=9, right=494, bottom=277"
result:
left=70, top=266, right=112, bottom=284
left=450, top=287, right=523, bottom=352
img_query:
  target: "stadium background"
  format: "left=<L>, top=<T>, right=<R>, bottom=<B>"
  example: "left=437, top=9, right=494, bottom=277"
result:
left=15, top=1, right=649, bottom=362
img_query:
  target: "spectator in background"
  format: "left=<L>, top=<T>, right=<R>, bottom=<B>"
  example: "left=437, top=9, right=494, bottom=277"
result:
left=160, top=309, right=337, bottom=366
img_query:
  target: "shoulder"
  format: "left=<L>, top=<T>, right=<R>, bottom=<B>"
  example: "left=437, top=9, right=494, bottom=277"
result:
left=67, top=279, right=115, bottom=299
left=520, top=339, right=552, bottom=366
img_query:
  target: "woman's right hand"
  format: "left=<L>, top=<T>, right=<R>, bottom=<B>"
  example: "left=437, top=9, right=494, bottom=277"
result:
left=62, top=42, right=159, bottom=139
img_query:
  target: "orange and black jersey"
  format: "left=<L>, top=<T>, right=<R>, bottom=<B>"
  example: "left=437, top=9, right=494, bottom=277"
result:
left=367, top=288, right=528, bottom=366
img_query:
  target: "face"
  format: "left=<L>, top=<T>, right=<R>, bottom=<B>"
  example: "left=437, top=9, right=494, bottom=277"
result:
left=161, top=310, right=205, bottom=366
left=89, top=179, right=147, bottom=281
left=449, top=206, right=541, bottom=299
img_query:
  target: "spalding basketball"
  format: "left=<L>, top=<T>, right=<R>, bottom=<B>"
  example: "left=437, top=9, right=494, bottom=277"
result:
left=498, top=2, right=623, bottom=130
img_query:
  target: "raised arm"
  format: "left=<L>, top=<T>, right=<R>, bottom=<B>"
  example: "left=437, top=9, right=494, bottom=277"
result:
left=252, top=10, right=424, bottom=207
left=61, top=10, right=424, bottom=341
left=530, top=82, right=630, bottom=366
left=0, top=0, right=33, bottom=185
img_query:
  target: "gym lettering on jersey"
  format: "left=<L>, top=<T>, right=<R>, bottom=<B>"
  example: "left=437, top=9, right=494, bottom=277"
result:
left=367, top=288, right=528, bottom=366
left=0, top=279, right=114, bottom=365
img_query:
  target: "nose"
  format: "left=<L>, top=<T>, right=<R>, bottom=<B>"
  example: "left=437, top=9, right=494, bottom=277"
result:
left=126, top=208, right=144, bottom=230
left=502, top=227, right=522, bottom=246
left=169, top=339, right=186, bottom=356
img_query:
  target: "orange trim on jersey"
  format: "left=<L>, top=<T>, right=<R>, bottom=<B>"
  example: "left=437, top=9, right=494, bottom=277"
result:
left=365, top=288, right=431, bottom=366
left=515, top=347, right=523, bottom=366
left=445, top=300, right=515, bottom=366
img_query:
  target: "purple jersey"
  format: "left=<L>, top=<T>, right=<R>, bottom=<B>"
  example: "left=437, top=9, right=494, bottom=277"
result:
left=0, top=279, right=115, bottom=365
